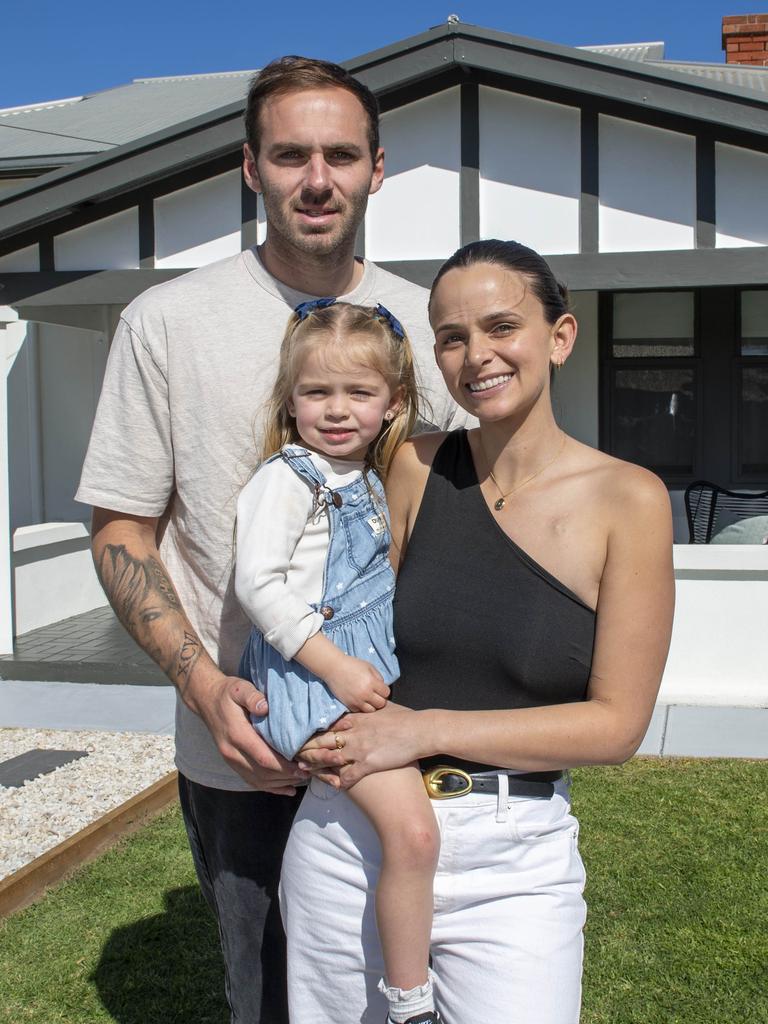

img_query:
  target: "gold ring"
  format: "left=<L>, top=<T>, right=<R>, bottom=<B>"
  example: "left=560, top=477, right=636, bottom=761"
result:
left=334, top=732, right=346, bottom=751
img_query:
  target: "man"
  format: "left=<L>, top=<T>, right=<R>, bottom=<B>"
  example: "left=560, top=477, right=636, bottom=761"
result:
left=76, top=56, right=465, bottom=1023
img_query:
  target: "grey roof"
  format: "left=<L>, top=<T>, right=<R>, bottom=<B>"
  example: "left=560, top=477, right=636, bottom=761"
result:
left=580, top=42, right=666, bottom=62
left=3, top=30, right=768, bottom=179
left=0, top=71, right=254, bottom=170
left=579, top=40, right=768, bottom=95
left=4, top=21, right=768, bottom=247
left=645, top=60, right=768, bottom=95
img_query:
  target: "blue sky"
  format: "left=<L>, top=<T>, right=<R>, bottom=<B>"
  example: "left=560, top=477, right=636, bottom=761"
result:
left=3, top=0, right=767, bottom=108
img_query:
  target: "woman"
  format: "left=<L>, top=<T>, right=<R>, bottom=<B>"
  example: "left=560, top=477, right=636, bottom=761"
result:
left=281, top=240, right=675, bottom=1024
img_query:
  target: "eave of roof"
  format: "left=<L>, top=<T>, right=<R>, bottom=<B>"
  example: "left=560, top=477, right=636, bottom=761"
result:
left=2, top=20, right=768, bottom=247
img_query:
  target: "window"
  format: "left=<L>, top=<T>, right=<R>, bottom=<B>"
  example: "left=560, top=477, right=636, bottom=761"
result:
left=601, top=291, right=699, bottom=481
left=601, top=288, right=768, bottom=487
left=737, top=290, right=768, bottom=478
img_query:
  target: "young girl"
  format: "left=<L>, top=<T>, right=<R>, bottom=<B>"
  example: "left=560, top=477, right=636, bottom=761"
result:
left=235, top=299, right=442, bottom=1024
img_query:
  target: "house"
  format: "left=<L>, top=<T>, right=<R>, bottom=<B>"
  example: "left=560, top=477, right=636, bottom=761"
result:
left=0, top=17, right=765, bottom=741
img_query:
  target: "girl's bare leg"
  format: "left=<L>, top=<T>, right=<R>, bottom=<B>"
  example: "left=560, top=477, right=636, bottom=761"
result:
left=347, top=765, right=439, bottom=991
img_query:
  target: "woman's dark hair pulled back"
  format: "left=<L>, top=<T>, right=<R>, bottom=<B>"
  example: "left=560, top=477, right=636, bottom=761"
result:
left=429, top=239, right=570, bottom=325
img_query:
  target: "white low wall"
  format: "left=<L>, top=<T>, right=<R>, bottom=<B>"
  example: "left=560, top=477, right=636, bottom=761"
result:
left=13, top=522, right=107, bottom=635
left=660, top=545, right=768, bottom=708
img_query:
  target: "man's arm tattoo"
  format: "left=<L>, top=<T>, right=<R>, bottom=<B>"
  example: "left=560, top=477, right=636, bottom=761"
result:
left=96, top=544, right=202, bottom=685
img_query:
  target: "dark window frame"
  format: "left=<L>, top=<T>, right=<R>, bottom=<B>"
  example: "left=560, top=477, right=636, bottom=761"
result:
left=600, top=286, right=768, bottom=489
left=733, top=287, right=768, bottom=480
left=599, top=289, right=704, bottom=487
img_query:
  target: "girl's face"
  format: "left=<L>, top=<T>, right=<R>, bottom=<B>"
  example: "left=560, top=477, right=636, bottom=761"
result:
left=430, top=263, right=575, bottom=424
left=287, top=340, right=400, bottom=461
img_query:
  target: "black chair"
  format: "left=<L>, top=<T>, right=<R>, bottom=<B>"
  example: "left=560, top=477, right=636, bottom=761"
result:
left=684, top=480, right=768, bottom=543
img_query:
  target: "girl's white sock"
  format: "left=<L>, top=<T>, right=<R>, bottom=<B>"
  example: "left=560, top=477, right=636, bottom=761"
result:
left=378, top=971, right=435, bottom=1023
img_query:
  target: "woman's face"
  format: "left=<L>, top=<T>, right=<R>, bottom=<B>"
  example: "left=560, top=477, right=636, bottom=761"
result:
left=429, top=263, right=574, bottom=423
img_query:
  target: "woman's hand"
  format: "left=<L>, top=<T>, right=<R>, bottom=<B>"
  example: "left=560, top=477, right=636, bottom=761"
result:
left=297, top=703, right=425, bottom=789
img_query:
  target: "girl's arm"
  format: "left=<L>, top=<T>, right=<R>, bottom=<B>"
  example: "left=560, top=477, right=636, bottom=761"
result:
left=235, top=460, right=324, bottom=658
left=235, top=460, right=389, bottom=713
left=300, top=464, right=675, bottom=782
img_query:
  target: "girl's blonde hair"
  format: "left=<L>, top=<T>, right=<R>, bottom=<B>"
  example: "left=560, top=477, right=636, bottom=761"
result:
left=260, top=302, right=421, bottom=480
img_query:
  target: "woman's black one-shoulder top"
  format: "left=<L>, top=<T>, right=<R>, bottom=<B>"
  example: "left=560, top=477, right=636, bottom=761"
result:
left=392, top=429, right=596, bottom=773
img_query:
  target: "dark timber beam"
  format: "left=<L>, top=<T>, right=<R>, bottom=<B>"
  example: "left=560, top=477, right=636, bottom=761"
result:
left=696, top=134, right=716, bottom=250
left=241, top=176, right=258, bottom=251
left=579, top=107, right=599, bottom=255
left=380, top=247, right=768, bottom=291
left=459, top=79, right=480, bottom=246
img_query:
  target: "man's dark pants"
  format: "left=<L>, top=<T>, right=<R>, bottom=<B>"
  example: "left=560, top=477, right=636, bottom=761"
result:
left=178, top=774, right=303, bottom=1024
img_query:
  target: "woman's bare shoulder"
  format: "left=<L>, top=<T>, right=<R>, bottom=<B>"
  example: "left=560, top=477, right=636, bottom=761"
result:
left=570, top=440, right=671, bottom=530
left=390, top=431, right=448, bottom=478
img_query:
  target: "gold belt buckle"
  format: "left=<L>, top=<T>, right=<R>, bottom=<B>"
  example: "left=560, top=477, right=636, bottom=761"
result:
left=422, top=764, right=473, bottom=800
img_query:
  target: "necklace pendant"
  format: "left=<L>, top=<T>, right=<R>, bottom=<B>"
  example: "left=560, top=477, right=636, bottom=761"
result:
left=494, top=497, right=506, bottom=512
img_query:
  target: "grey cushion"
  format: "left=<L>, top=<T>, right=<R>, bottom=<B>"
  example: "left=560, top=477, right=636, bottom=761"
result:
left=711, top=514, right=768, bottom=544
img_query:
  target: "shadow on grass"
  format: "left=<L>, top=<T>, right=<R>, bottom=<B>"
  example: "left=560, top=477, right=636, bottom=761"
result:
left=91, top=886, right=228, bottom=1024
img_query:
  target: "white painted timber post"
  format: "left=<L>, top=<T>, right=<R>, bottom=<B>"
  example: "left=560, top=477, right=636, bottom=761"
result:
left=0, top=306, right=18, bottom=653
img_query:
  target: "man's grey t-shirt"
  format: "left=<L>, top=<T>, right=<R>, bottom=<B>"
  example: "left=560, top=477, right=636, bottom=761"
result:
left=77, top=248, right=467, bottom=790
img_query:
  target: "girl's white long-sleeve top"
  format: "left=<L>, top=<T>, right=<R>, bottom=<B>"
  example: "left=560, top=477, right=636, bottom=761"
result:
left=234, top=450, right=366, bottom=661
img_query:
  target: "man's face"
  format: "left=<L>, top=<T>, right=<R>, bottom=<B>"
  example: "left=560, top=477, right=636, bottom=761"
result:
left=243, top=87, right=384, bottom=260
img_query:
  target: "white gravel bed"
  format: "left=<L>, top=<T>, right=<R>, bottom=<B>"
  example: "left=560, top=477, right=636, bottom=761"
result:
left=0, top=728, right=175, bottom=881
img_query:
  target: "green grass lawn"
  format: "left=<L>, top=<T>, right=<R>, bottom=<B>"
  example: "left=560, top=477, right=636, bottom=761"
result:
left=1, top=758, right=766, bottom=1023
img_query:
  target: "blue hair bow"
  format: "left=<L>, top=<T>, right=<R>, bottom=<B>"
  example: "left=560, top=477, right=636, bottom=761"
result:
left=374, top=303, right=405, bottom=340
left=294, top=296, right=336, bottom=320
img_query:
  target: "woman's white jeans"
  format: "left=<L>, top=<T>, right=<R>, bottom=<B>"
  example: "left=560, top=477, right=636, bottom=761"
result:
left=280, top=774, right=586, bottom=1024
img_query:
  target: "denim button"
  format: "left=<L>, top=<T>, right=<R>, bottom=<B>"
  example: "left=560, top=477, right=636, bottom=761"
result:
left=320, top=605, right=335, bottom=620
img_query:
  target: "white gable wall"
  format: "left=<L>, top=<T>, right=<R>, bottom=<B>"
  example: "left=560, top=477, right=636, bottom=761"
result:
left=154, top=169, right=241, bottom=268
left=715, top=143, right=768, bottom=248
left=479, top=88, right=580, bottom=255
left=365, top=88, right=461, bottom=261
left=0, top=244, right=39, bottom=271
left=599, top=116, right=696, bottom=252
left=54, top=208, right=140, bottom=270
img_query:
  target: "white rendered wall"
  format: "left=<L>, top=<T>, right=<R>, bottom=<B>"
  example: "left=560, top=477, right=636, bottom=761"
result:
left=0, top=244, right=39, bottom=271
left=154, top=169, right=242, bottom=268
left=54, top=208, right=140, bottom=270
left=38, top=324, right=108, bottom=522
left=661, top=546, right=768, bottom=707
left=0, top=308, right=18, bottom=652
left=599, top=116, right=696, bottom=252
left=479, top=88, right=580, bottom=255
left=13, top=522, right=107, bottom=635
left=556, top=291, right=598, bottom=447
left=715, top=143, right=768, bottom=248
left=366, top=88, right=460, bottom=261
left=7, top=322, right=42, bottom=530
left=7, top=322, right=108, bottom=530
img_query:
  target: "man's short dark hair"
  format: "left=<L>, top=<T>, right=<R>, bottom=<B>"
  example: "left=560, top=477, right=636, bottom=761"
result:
left=244, top=56, right=380, bottom=164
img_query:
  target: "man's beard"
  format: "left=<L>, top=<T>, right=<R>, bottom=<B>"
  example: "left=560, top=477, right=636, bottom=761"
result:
left=260, top=187, right=369, bottom=258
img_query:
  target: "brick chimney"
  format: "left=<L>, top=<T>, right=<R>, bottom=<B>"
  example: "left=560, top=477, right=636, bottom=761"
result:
left=722, top=13, right=768, bottom=65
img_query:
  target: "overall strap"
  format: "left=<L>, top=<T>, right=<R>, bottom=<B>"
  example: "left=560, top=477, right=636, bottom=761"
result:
left=278, top=445, right=328, bottom=489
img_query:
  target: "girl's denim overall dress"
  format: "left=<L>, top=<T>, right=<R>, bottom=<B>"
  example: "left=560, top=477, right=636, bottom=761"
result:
left=239, top=446, right=400, bottom=760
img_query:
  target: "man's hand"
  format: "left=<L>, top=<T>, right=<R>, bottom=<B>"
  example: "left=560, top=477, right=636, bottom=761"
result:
left=324, top=655, right=390, bottom=713
left=297, top=703, right=421, bottom=789
left=90, top=509, right=344, bottom=793
left=183, top=660, right=311, bottom=793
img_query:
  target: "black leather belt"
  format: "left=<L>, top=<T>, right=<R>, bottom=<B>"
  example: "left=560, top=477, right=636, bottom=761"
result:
left=422, top=765, right=562, bottom=800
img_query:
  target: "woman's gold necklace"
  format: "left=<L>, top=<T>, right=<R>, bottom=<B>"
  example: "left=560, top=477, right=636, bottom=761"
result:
left=480, top=431, right=566, bottom=512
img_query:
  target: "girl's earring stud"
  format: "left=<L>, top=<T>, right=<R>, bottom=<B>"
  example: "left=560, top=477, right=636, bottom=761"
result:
left=384, top=411, right=394, bottom=421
